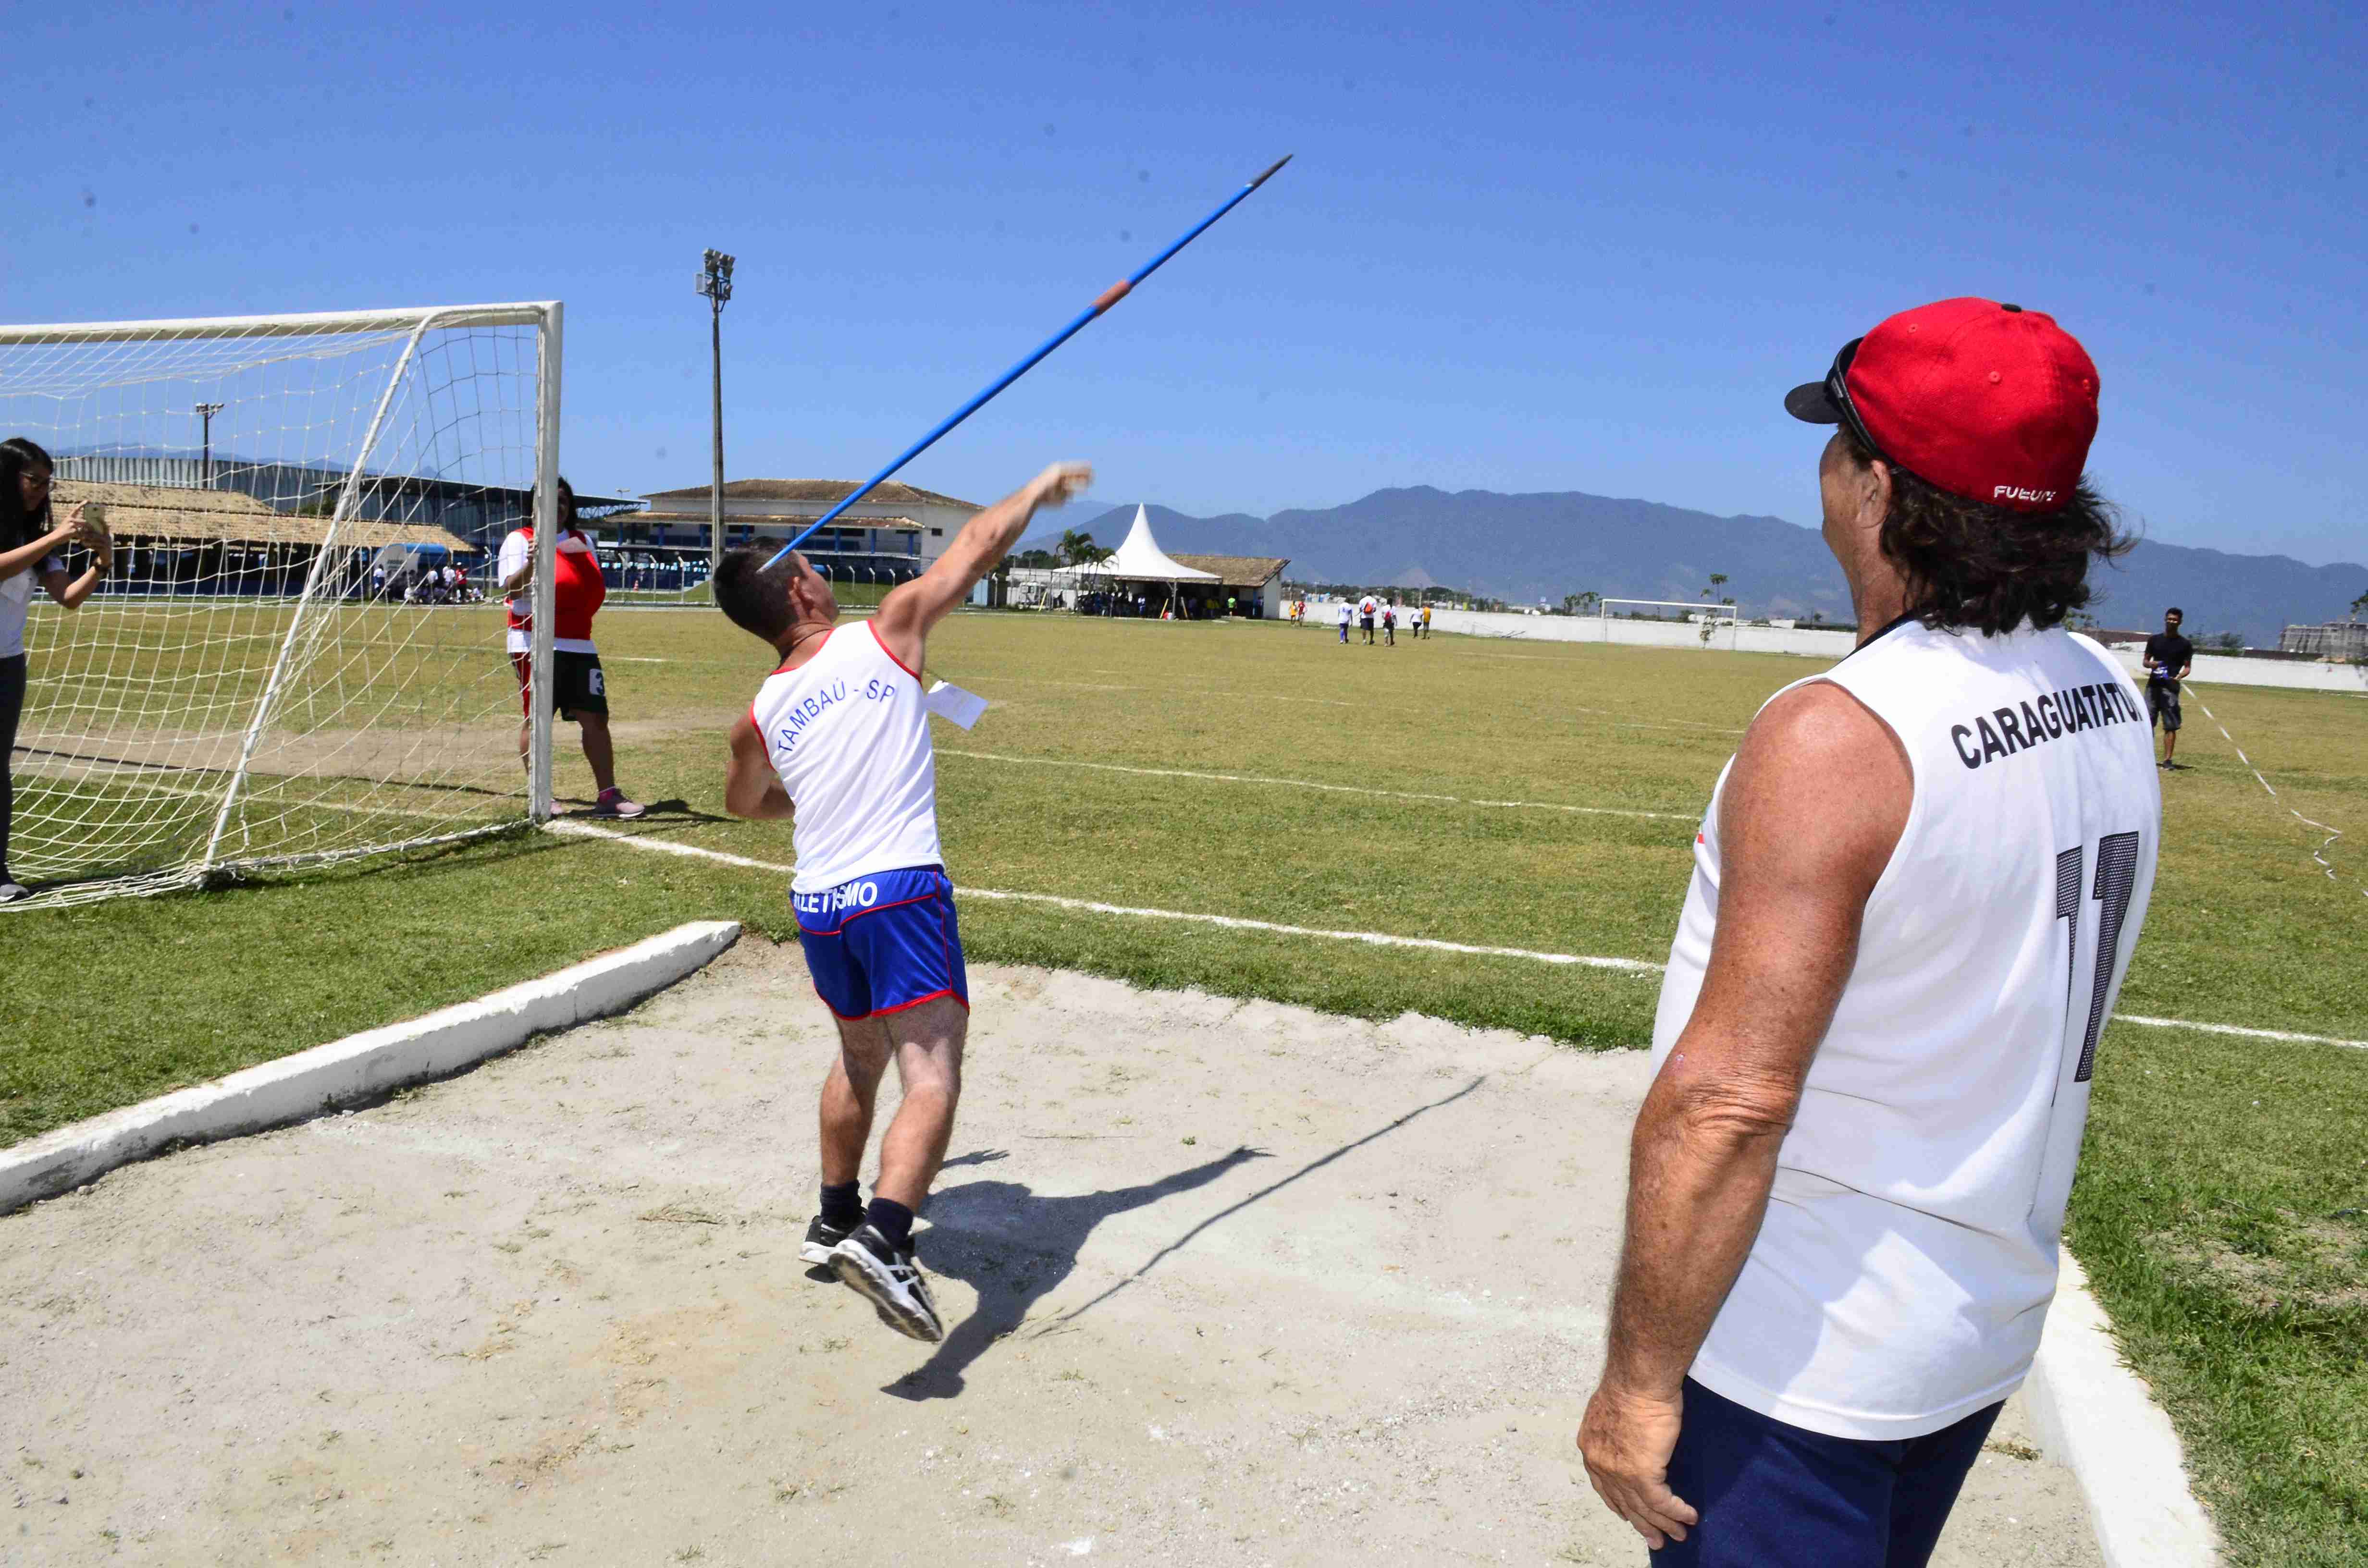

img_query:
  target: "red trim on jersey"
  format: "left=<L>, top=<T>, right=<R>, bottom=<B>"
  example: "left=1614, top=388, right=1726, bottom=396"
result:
left=866, top=620, right=922, bottom=683
left=772, top=625, right=838, bottom=675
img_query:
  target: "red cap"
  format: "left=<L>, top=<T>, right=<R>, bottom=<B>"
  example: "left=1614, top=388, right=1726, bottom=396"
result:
left=1786, top=297, right=2100, bottom=513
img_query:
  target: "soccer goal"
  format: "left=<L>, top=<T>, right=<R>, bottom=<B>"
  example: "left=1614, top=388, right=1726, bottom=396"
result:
left=1599, top=598, right=1741, bottom=647
left=0, top=302, right=566, bottom=908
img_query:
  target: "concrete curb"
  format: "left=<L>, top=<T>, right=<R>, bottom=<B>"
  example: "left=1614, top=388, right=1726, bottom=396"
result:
left=0, top=919, right=740, bottom=1217
left=2028, top=1252, right=2221, bottom=1567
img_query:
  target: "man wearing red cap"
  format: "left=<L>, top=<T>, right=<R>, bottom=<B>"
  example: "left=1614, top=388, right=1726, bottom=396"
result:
left=1579, top=300, right=2163, bottom=1566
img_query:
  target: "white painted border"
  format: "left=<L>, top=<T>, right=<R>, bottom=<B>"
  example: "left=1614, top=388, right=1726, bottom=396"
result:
left=2027, top=1253, right=2222, bottom=1567
left=0, top=919, right=739, bottom=1216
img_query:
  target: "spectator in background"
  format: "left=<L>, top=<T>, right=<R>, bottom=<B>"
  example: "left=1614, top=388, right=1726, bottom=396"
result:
left=0, top=437, right=112, bottom=902
left=2142, top=607, right=2194, bottom=770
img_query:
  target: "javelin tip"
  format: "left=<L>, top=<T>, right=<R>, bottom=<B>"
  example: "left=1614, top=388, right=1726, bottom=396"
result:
left=1248, top=154, right=1294, bottom=188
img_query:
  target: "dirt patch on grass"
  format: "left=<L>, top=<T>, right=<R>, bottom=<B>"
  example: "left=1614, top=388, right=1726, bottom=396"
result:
left=2146, top=1212, right=2368, bottom=1315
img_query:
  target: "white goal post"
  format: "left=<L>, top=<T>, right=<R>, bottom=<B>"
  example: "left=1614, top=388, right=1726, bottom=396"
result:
left=0, top=302, right=563, bottom=909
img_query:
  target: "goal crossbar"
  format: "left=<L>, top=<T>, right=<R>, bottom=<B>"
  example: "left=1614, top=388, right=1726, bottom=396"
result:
left=0, top=302, right=560, bottom=348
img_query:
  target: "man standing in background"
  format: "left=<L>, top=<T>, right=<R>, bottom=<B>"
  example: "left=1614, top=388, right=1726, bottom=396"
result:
left=2142, top=607, right=2194, bottom=770
left=498, top=479, right=645, bottom=818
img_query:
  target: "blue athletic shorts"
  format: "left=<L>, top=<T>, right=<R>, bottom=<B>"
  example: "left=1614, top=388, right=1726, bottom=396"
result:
left=793, top=865, right=968, bottom=1021
left=1652, top=1377, right=2002, bottom=1568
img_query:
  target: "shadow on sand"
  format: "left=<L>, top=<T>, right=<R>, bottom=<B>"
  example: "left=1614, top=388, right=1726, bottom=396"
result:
left=877, top=1072, right=1494, bottom=1402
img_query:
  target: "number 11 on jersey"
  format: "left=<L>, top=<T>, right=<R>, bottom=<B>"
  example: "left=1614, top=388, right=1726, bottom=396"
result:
left=2056, top=832, right=2144, bottom=1084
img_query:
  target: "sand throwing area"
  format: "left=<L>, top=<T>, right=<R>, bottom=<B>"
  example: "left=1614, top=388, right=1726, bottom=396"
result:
left=3, top=943, right=2104, bottom=1565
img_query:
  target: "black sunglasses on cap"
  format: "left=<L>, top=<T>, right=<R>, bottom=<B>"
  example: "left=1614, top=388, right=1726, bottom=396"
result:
left=1783, top=337, right=1896, bottom=470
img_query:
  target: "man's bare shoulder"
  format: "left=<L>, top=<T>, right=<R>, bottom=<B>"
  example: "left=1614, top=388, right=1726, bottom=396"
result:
left=1724, top=680, right=1911, bottom=878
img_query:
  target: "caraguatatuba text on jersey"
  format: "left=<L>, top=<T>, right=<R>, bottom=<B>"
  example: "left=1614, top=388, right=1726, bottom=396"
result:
left=1950, top=680, right=2142, bottom=770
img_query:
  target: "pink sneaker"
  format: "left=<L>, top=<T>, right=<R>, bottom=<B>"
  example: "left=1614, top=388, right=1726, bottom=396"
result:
left=593, top=788, right=646, bottom=820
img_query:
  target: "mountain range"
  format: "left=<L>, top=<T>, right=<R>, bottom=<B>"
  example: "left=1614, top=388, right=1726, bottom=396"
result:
left=1031, top=489, right=2366, bottom=647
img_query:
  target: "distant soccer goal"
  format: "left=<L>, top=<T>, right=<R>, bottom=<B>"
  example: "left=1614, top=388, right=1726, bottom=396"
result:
left=1599, top=598, right=1740, bottom=647
left=0, top=303, right=564, bottom=908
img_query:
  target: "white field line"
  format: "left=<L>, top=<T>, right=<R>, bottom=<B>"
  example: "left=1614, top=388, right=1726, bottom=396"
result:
left=553, top=822, right=2368, bottom=1049
left=936, top=749, right=1691, bottom=822
left=979, top=674, right=1745, bottom=731
left=547, top=821, right=1657, bottom=972
left=2116, top=1014, right=2367, bottom=1049
left=2192, top=695, right=2363, bottom=901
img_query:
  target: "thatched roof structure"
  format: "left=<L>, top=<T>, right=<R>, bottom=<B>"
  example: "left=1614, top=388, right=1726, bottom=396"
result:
left=1168, top=553, right=1290, bottom=589
left=52, top=479, right=475, bottom=552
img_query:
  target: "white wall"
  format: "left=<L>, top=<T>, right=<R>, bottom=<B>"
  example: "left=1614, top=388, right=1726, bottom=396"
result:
left=1420, top=607, right=1859, bottom=658
left=2104, top=648, right=2368, bottom=695
left=1416, top=608, right=2368, bottom=693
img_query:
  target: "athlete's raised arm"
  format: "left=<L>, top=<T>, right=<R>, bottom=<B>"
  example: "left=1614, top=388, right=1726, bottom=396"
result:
left=871, top=462, right=1092, bottom=672
left=724, top=712, right=793, bottom=820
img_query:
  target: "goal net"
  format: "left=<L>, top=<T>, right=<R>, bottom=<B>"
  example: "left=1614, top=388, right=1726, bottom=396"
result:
left=0, top=303, right=563, bottom=909
left=1600, top=598, right=1740, bottom=646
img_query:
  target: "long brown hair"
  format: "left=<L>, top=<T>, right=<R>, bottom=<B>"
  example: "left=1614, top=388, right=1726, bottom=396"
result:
left=0, top=436, right=55, bottom=552
left=1839, top=429, right=2134, bottom=635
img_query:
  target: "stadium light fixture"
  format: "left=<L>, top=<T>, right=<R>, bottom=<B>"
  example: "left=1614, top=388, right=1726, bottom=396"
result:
left=194, top=401, right=224, bottom=487
left=696, top=250, right=734, bottom=577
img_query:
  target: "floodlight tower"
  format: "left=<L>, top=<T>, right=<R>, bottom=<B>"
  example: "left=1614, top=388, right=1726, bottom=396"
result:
left=696, top=248, right=734, bottom=581
left=194, top=402, right=224, bottom=487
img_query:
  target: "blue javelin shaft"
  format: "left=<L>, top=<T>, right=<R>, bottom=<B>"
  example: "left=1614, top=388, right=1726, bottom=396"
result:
left=761, top=154, right=1291, bottom=571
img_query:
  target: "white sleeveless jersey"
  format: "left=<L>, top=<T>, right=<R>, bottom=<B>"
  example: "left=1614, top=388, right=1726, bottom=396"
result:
left=1654, top=618, right=2160, bottom=1440
left=750, top=623, right=944, bottom=894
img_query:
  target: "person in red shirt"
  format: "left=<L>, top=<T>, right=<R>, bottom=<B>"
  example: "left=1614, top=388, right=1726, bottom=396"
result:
left=497, top=478, right=643, bottom=818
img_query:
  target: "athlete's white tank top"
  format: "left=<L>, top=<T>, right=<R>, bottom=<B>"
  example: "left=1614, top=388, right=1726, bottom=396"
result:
left=1653, top=618, right=2161, bottom=1440
left=750, top=623, right=944, bottom=894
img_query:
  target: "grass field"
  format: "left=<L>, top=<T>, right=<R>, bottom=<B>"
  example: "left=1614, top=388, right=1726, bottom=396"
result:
left=5, top=608, right=2364, bottom=1563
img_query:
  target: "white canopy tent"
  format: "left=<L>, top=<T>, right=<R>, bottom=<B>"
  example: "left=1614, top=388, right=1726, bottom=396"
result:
left=1099, top=504, right=1219, bottom=617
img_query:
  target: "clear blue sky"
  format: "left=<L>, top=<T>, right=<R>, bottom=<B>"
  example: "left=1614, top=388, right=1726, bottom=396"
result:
left=12, top=2, right=2363, bottom=564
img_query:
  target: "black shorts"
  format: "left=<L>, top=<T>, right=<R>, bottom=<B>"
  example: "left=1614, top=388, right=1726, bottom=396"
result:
left=2147, top=680, right=2181, bottom=731
left=511, top=649, right=609, bottom=722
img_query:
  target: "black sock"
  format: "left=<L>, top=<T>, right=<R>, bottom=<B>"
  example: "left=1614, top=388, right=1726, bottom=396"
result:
left=820, top=1181, right=862, bottom=1231
left=865, top=1197, right=916, bottom=1251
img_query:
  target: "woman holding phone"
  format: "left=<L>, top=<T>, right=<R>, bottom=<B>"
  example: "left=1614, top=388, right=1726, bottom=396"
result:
left=0, top=437, right=112, bottom=901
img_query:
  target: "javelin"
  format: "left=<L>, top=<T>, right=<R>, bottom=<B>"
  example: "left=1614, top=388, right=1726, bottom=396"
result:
left=761, top=154, right=1292, bottom=571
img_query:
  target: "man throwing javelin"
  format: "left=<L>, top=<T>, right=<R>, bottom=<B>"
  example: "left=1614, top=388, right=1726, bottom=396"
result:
left=1579, top=300, right=2161, bottom=1565
left=715, top=461, right=1092, bottom=1342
